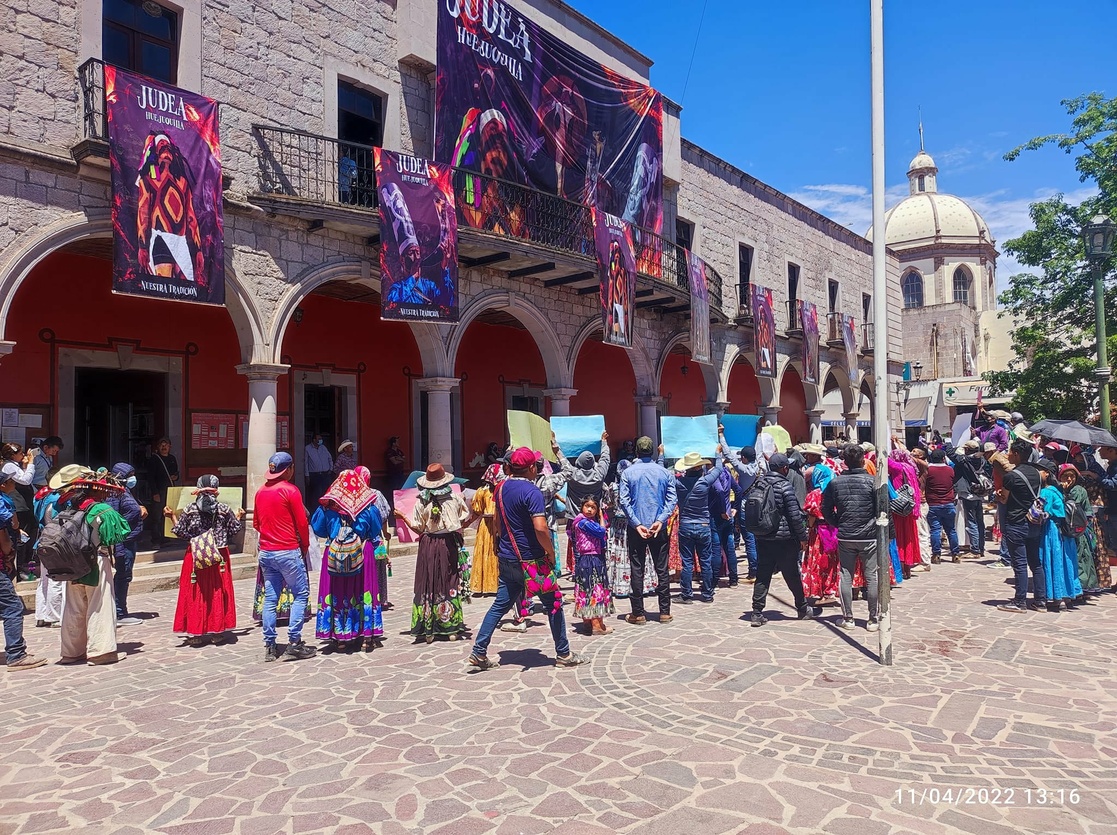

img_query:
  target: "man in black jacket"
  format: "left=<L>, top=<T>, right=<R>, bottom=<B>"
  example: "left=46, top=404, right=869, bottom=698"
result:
left=821, top=444, right=880, bottom=632
left=750, top=454, right=821, bottom=627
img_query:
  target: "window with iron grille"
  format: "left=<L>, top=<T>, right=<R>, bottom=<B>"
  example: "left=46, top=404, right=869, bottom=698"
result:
left=676, top=219, right=694, bottom=281
left=103, top=0, right=179, bottom=84
left=738, top=244, right=753, bottom=311
left=338, top=81, right=385, bottom=208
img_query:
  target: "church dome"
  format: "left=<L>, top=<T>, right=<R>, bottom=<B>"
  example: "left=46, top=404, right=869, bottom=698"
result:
left=864, top=146, right=992, bottom=247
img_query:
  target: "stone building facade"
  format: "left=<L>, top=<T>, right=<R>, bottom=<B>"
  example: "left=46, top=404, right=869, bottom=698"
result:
left=0, top=0, right=902, bottom=530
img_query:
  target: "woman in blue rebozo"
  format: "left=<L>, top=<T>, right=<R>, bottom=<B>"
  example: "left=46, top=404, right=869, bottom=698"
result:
left=311, top=468, right=384, bottom=652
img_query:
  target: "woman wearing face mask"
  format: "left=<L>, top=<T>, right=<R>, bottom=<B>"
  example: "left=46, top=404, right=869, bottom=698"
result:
left=166, top=475, right=243, bottom=646
left=106, top=463, right=147, bottom=625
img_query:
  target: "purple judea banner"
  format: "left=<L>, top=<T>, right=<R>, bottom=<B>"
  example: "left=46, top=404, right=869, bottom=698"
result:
left=374, top=149, right=459, bottom=323
left=686, top=250, right=711, bottom=365
left=799, top=299, right=819, bottom=385
left=843, top=314, right=859, bottom=377
left=592, top=209, right=636, bottom=349
left=751, top=285, right=777, bottom=379
left=105, top=66, right=224, bottom=305
left=436, top=0, right=664, bottom=238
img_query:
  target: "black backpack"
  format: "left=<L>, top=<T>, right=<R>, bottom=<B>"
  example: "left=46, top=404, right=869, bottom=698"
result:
left=1060, top=499, right=1089, bottom=539
left=36, top=508, right=96, bottom=581
left=743, top=475, right=781, bottom=536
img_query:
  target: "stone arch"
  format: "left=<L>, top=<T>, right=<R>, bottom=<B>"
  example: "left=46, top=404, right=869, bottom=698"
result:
left=447, top=288, right=570, bottom=388
left=656, top=330, right=719, bottom=403
left=0, top=209, right=266, bottom=363
left=567, top=315, right=656, bottom=394
left=773, top=356, right=821, bottom=410
left=718, top=342, right=778, bottom=406
left=267, top=257, right=448, bottom=374
left=820, top=361, right=855, bottom=414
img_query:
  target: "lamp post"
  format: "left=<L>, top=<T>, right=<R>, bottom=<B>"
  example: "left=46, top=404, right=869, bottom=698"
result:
left=1084, top=215, right=1116, bottom=431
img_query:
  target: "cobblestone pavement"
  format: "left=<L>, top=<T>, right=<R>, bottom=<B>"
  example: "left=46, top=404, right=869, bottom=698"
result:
left=2, top=551, right=1116, bottom=835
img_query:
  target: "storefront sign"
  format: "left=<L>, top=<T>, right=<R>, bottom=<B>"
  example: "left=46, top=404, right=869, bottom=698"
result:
left=800, top=299, right=819, bottom=384
left=191, top=412, right=235, bottom=449
left=374, top=149, right=459, bottom=323
left=105, top=67, right=225, bottom=305
left=592, top=210, right=637, bottom=349
left=751, top=285, right=777, bottom=379
left=686, top=251, right=711, bottom=365
left=436, top=0, right=664, bottom=235
left=843, top=314, right=859, bottom=378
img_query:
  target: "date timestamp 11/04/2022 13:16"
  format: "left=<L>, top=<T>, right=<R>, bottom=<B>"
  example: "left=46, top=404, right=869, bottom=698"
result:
left=896, top=788, right=1081, bottom=806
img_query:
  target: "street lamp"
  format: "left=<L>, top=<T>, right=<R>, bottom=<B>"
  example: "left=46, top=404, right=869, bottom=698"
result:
left=1083, top=214, right=1116, bottom=431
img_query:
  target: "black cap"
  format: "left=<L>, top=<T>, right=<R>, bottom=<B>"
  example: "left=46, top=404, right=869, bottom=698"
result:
left=769, top=453, right=790, bottom=471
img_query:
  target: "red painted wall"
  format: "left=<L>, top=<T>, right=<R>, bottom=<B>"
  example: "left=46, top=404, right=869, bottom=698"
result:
left=455, top=322, right=544, bottom=474
left=660, top=356, right=706, bottom=416
left=727, top=359, right=762, bottom=415
left=4, top=251, right=246, bottom=411
left=780, top=367, right=809, bottom=443
left=281, top=293, right=422, bottom=476
left=571, top=339, right=638, bottom=447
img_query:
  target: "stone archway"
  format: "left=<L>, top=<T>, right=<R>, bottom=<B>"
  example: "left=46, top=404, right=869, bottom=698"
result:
left=718, top=342, right=778, bottom=409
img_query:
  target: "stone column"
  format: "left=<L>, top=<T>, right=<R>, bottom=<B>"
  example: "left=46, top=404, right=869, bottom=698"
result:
left=544, top=387, right=578, bottom=417
left=236, top=362, right=288, bottom=552
left=702, top=400, right=732, bottom=417
left=636, top=395, right=662, bottom=444
left=807, top=409, right=825, bottom=444
left=418, top=377, right=459, bottom=469
left=760, top=405, right=782, bottom=427
left=844, top=410, right=861, bottom=442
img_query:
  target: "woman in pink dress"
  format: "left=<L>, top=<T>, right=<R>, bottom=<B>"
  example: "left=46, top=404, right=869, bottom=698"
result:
left=801, top=489, right=840, bottom=602
left=888, top=447, right=922, bottom=578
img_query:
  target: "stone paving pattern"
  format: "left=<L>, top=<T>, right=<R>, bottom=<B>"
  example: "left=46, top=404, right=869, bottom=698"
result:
left=2, top=551, right=1116, bottom=835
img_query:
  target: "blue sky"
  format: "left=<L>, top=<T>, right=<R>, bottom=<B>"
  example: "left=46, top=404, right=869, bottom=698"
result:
left=566, top=0, right=1116, bottom=281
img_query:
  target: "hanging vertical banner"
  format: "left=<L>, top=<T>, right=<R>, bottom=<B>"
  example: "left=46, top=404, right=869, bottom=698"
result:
left=686, top=251, right=711, bottom=365
left=105, top=67, right=225, bottom=305
left=751, top=285, right=777, bottom=379
left=374, top=148, right=459, bottom=323
left=843, top=314, right=859, bottom=377
left=592, top=209, right=636, bottom=349
left=799, top=299, right=819, bottom=384
left=435, top=0, right=663, bottom=237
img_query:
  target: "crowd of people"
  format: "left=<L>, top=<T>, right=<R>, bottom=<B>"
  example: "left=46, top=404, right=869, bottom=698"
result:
left=3, top=403, right=1116, bottom=673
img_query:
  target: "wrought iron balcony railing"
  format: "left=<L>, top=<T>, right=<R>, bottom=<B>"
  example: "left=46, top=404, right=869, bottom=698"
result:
left=826, top=311, right=846, bottom=345
left=252, top=124, right=722, bottom=311
left=862, top=323, right=875, bottom=352
left=785, top=299, right=803, bottom=334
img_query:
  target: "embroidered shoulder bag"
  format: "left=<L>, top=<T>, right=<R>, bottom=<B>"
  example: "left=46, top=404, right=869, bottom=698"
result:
left=327, top=519, right=365, bottom=576
left=495, top=481, right=563, bottom=618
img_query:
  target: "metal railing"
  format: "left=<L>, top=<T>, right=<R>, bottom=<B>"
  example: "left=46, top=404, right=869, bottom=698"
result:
left=786, top=299, right=802, bottom=332
left=827, top=311, right=845, bottom=343
left=78, top=58, right=107, bottom=140
left=862, top=323, right=875, bottom=351
left=251, top=124, right=721, bottom=309
left=735, top=284, right=753, bottom=320
left=254, top=125, right=378, bottom=209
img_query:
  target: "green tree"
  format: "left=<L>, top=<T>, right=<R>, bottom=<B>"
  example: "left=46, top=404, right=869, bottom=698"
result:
left=986, top=93, right=1117, bottom=420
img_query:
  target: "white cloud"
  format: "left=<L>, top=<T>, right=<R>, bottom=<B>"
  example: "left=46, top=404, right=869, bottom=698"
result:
left=789, top=182, right=1099, bottom=293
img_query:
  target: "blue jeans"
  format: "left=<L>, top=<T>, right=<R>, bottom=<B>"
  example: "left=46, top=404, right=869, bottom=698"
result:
left=0, top=568, right=28, bottom=664
left=259, top=549, right=309, bottom=645
left=114, top=543, right=137, bottom=618
left=1002, top=521, right=1045, bottom=605
left=678, top=521, right=713, bottom=601
left=927, top=504, right=960, bottom=556
left=962, top=499, right=985, bottom=555
left=742, top=529, right=758, bottom=576
left=714, top=519, right=737, bottom=583
left=472, top=559, right=570, bottom=659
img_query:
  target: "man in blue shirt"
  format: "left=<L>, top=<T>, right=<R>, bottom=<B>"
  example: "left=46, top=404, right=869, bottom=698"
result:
left=468, top=447, right=587, bottom=671
left=0, top=471, right=46, bottom=670
left=619, top=436, right=677, bottom=625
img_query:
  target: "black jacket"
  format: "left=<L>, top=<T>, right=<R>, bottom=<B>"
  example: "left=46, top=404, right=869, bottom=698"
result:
left=754, top=472, right=808, bottom=542
left=821, top=467, right=876, bottom=539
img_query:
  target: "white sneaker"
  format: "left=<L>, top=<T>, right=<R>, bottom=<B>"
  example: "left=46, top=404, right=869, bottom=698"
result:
left=116, top=616, right=142, bottom=627
left=866, top=619, right=880, bottom=633
left=838, top=617, right=855, bottom=630
left=500, top=621, right=528, bottom=633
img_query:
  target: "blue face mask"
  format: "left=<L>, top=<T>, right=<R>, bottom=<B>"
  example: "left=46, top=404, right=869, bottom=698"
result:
left=125, top=476, right=137, bottom=489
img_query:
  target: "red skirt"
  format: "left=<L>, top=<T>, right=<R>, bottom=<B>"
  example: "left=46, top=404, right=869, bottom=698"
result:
left=894, top=515, right=921, bottom=566
left=173, top=546, right=238, bottom=636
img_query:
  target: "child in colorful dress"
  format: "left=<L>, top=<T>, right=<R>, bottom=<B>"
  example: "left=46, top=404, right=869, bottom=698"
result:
left=571, top=496, right=614, bottom=635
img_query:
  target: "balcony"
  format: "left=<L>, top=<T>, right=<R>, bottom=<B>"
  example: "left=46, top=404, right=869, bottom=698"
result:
left=826, top=312, right=846, bottom=347
left=733, top=284, right=754, bottom=327
left=250, top=124, right=724, bottom=317
left=73, top=58, right=109, bottom=166
left=862, top=323, right=875, bottom=354
left=785, top=299, right=803, bottom=337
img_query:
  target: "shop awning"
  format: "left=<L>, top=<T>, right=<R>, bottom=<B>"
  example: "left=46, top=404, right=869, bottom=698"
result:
left=903, top=396, right=932, bottom=427
left=940, top=379, right=1011, bottom=407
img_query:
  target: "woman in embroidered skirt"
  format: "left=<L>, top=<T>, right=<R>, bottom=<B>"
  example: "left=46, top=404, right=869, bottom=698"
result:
left=801, top=488, right=840, bottom=602
left=168, top=475, right=242, bottom=646
left=470, top=464, right=503, bottom=596
left=1059, top=466, right=1100, bottom=595
left=1081, top=472, right=1114, bottom=591
left=571, top=496, right=614, bottom=635
left=887, top=447, right=922, bottom=577
left=395, top=463, right=475, bottom=644
left=1036, top=461, right=1083, bottom=610
left=311, top=469, right=385, bottom=652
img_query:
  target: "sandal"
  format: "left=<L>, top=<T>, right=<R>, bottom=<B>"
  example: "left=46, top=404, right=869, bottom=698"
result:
left=555, top=652, right=588, bottom=668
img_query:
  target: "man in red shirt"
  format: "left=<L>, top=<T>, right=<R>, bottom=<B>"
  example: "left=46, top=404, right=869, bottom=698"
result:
left=253, top=452, right=315, bottom=662
left=925, top=448, right=961, bottom=563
